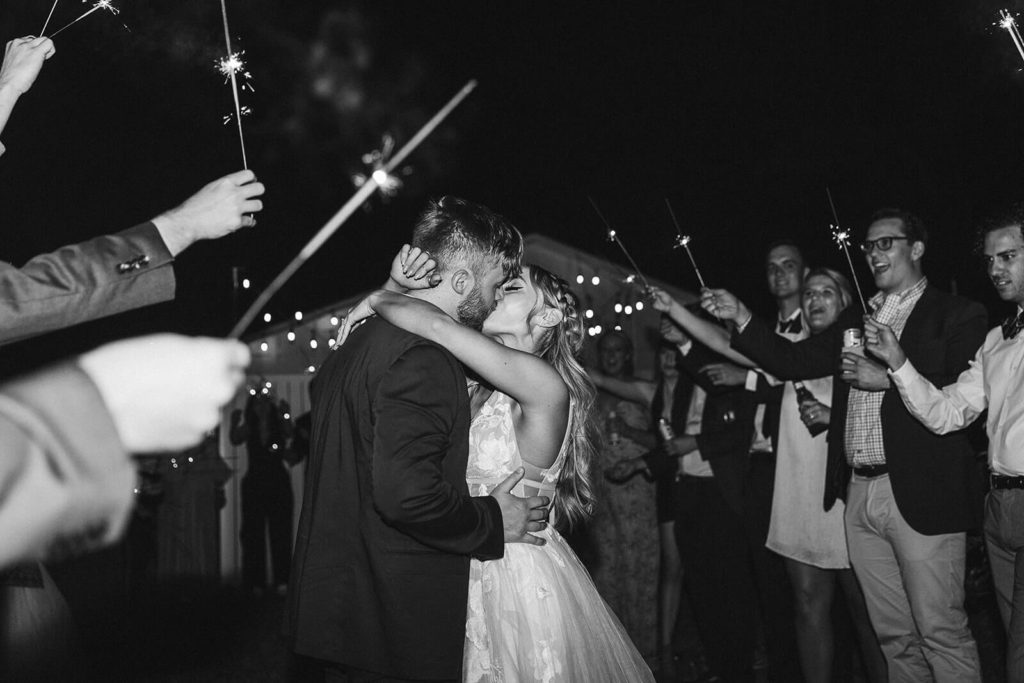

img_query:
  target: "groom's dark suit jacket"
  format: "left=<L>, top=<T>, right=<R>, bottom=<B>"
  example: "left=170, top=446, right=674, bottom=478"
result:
left=284, top=317, right=505, bottom=680
left=731, top=285, right=987, bottom=535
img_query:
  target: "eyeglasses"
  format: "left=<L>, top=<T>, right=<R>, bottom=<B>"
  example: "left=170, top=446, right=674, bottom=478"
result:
left=859, top=236, right=910, bottom=253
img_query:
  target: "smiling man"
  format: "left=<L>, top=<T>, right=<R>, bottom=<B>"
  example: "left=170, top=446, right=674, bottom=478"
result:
left=865, top=207, right=1024, bottom=682
left=700, top=208, right=988, bottom=682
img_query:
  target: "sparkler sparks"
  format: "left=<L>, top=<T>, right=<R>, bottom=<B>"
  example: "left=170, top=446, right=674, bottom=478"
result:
left=217, top=51, right=254, bottom=92
left=664, top=198, right=706, bottom=289
left=220, top=0, right=249, bottom=169
left=229, top=80, right=479, bottom=339
left=49, top=0, right=119, bottom=38
left=351, top=135, right=412, bottom=198
left=588, top=197, right=650, bottom=291
left=999, top=10, right=1024, bottom=65
left=825, top=187, right=868, bottom=311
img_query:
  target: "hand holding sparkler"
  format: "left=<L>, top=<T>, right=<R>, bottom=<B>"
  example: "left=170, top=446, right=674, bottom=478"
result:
left=150, top=169, right=265, bottom=256
left=700, top=288, right=749, bottom=325
left=0, top=37, right=55, bottom=97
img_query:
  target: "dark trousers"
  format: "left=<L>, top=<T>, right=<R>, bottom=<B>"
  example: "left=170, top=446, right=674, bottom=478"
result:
left=743, top=452, right=801, bottom=682
left=289, top=654, right=455, bottom=683
left=675, top=475, right=758, bottom=682
left=240, top=467, right=293, bottom=589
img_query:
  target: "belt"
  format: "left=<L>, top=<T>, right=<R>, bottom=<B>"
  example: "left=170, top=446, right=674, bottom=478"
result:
left=991, top=473, right=1024, bottom=490
left=853, top=464, right=888, bottom=478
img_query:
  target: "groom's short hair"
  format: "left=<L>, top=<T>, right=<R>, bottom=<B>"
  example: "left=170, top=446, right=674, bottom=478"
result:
left=411, top=197, right=523, bottom=280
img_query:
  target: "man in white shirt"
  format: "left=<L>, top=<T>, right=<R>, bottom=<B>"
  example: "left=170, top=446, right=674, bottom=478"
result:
left=865, top=211, right=1024, bottom=681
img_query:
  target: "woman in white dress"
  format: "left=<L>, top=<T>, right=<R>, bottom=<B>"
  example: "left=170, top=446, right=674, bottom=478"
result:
left=341, top=250, right=655, bottom=683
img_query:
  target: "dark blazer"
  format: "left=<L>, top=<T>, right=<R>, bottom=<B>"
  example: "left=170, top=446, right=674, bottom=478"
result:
left=0, top=222, right=176, bottom=345
left=285, top=317, right=505, bottom=680
left=646, top=342, right=760, bottom=515
left=732, top=285, right=987, bottom=535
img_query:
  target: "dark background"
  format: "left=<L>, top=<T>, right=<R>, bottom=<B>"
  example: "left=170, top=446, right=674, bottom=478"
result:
left=1, top=0, right=1023, bottom=373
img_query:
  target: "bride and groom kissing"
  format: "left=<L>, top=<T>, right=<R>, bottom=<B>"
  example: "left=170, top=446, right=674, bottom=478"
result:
left=285, top=197, right=654, bottom=682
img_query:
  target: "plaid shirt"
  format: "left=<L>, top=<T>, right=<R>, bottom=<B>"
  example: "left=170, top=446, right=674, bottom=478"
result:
left=845, top=277, right=928, bottom=466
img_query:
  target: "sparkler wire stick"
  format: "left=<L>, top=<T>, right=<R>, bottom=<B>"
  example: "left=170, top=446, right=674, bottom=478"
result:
left=665, top=198, right=706, bottom=289
left=220, top=0, right=248, bottom=169
left=825, top=187, right=868, bottom=311
left=49, top=1, right=115, bottom=38
left=1000, top=10, right=1024, bottom=64
left=587, top=197, right=651, bottom=291
left=229, top=80, right=479, bottom=339
left=40, top=0, right=60, bottom=35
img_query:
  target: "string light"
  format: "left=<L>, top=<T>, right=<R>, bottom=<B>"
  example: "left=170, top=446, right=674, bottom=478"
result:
left=294, top=311, right=303, bottom=321
left=287, top=330, right=296, bottom=342
left=584, top=309, right=594, bottom=319
left=330, top=315, right=340, bottom=326
left=624, top=305, right=633, bottom=315
left=263, top=313, right=272, bottom=323
left=591, top=276, right=601, bottom=286
left=259, top=341, right=269, bottom=352
left=310, top=338, right=318, bottom=349
left=242, top=278, right=251, bottom=289
left=576, top=274, right=585, bottom=284
left=614, top=303, right=623, bottom=313
left=635, top=301, right=644, bottom=311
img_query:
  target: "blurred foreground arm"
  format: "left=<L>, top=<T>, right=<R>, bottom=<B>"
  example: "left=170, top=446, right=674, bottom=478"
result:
left=0, top=334, right=248, bottom=569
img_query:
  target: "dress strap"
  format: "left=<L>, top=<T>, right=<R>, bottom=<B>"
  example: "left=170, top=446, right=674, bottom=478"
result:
left=521, top=478, right=556, bottom=493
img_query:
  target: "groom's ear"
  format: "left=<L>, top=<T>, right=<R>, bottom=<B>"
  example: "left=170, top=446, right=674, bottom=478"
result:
left=451, top=268, right=473, bottom=296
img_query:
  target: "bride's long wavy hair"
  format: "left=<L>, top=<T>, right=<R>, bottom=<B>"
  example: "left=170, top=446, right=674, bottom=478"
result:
left=526, top=264, right=598, bottom=529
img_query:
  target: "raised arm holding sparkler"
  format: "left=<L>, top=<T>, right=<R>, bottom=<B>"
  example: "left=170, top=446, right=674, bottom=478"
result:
left=0, top=36, right=55, bottom=156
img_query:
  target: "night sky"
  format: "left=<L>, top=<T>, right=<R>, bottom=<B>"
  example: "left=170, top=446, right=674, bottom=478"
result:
left=1, top=1, right=1023, bottom=373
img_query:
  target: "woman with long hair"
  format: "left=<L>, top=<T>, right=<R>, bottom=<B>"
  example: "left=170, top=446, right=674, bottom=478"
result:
left=339, top=248, right=654, bottom=682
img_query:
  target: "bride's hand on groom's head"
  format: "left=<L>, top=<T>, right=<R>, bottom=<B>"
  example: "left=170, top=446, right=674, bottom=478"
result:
left=388, top=244, right=441, bottom=292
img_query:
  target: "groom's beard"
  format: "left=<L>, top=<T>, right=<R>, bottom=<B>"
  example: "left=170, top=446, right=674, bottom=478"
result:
left=456, top=284, right=493, bottom=330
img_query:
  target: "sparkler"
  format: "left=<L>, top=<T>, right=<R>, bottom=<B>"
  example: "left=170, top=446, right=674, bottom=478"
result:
left=219, top=0, right=249, bottom=169
left=351, top=134, right=411, bottom=198
left=826, top=187, right=868, bottom=311
left=229, top=80, right=479, bottom=339
left=587, top=197, right=651, bottom=291
left=1000, top=10, right=1024, bottom=64
left=40, top=0, right=60, bottom=35
left=49, top=0, right=118, bottom=39
left=665, top=198, right=706, bottom=289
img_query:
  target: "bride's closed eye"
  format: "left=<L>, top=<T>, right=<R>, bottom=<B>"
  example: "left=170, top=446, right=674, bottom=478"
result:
left=503, top=279, right=525, bottom=293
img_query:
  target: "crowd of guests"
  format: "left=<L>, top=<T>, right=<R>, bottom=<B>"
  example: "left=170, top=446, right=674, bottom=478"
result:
left=581, top=204, right=1024, bottom=683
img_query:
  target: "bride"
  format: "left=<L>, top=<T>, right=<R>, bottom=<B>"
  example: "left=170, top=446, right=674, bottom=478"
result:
left=339, top=247, right=654, bottom=682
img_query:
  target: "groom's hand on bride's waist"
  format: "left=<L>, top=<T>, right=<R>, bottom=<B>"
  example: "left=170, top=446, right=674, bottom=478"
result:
left=490, top=467, right=549, bottom=546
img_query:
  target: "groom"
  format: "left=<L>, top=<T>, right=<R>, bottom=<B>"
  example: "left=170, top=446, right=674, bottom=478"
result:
left=285, top=197, right=550, bottom=682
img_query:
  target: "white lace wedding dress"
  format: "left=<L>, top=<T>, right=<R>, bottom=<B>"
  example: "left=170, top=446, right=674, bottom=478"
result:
left=463, top=391, right=655, bottom=682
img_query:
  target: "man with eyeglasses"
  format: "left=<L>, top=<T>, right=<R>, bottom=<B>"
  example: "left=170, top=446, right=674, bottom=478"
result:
left=864, top=207, right=1024, bottom=681
left=698, top=209, right=987, bottom=682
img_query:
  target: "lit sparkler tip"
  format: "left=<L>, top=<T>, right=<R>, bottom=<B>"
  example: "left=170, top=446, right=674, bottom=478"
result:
left=672, top=234, right=692, bottom=249
left=1000, top=10, right=1017, bottom=30
left=830, top=224, right=851, bottom=248
left=625, top=274, right=637, bottom=284
left=607, top=229, right=617, bottom=241
left=95, top=0, right=119, bottom=15
left=217, top=51, right=246, bottom=77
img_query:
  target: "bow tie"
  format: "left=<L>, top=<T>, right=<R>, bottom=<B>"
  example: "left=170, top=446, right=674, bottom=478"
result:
left=1003, top=312, right=1024, bottom=340
left=778, top=317, right=803, bottom=334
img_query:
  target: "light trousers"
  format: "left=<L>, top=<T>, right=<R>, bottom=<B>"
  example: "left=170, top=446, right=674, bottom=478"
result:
left=845, top=474, right=980, bottom=683
left=984, top=488, right=1024, bottom=681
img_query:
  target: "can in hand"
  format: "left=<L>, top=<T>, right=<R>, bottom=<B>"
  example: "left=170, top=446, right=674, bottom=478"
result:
left=657, top=417, right=675, bottom=442
left=843, top=328, right=865, bottom=356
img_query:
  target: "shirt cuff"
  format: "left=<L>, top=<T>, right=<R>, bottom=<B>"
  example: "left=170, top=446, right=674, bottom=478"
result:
left=736, top=311, right=752, bottom=334
left=678, top=340, right=693, bottom=357
left=889, top=358, right=920, bottom=388
left=745, top=370, right=759, bottom=392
